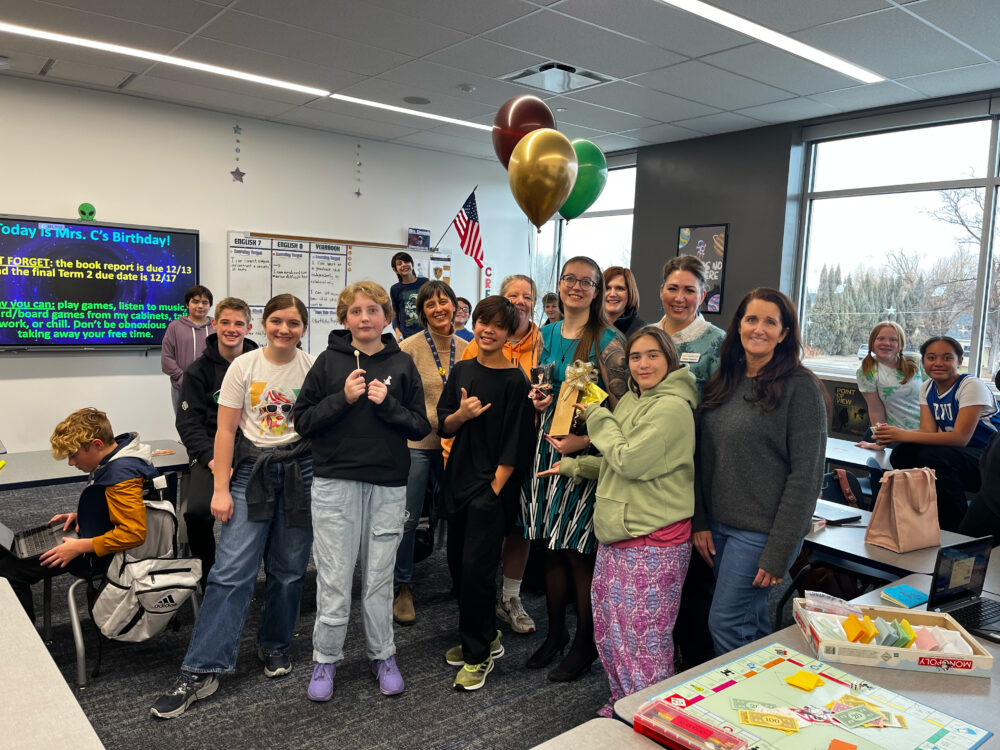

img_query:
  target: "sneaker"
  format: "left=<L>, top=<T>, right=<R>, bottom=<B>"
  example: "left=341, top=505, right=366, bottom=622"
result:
left=307, top=662, right=336, bottom=702
left=371, top=655, right=405, bottom=696
left=257, top=645, right=292, bottom=678
left=453, top=657, right=494, bottom=691
left=444, top=629, right=504, bottom=666
left=150, top=672, right=219, bottom=719
left=393, top=584, right=415, bottom=626
left=496, top=595, right=536, bottom=634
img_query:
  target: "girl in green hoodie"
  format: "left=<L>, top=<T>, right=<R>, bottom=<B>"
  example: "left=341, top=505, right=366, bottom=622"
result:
left=540, top=326, right=697, bottom=716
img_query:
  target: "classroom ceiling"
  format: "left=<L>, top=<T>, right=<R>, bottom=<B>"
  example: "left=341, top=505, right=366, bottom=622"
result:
left=2, top=0, right=1000, bottom=160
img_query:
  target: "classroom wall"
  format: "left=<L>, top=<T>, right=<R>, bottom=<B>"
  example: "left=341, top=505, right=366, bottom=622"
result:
left=630, top=124, right=804, bottom=327
left=0, top=76, right=532, bottom=451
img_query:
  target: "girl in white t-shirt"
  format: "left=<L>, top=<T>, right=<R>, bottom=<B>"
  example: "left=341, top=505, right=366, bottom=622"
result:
left=875, top=336, right=1000, bottom=533
left=151, top=294, right=316, bottom=719
left=855, top=321, right=922, bottom=448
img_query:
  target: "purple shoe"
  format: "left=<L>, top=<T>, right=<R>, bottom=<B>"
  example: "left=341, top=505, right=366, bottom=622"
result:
left=371, top=655, right=404, bottom=696
left=307, top=661, right=335, bottom=702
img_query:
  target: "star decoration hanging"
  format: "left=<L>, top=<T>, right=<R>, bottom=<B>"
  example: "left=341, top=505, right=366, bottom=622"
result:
left=233, top=124, right=242, bottom=134
left=231, top=167, right=246, bottom=182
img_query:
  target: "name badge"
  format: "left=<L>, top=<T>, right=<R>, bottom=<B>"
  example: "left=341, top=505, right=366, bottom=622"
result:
left=680, top=352, right=701, bottom=363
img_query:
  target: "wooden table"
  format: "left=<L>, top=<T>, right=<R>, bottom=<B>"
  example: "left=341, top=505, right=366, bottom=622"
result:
left=0, top=579, right=105, bottom=749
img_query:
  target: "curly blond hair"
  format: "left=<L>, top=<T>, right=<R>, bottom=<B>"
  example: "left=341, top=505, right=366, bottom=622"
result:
left=50, top=407, right=114, bottom=459
left=337, top=280, right=392, bottom=324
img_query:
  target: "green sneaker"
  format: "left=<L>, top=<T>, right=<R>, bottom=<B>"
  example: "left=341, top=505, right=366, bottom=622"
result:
left=444, top=630, right=504, bottom=666
left=453, top=657, right=494, bottom=691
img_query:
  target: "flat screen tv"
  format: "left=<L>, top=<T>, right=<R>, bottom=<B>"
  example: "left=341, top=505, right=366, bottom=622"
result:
left=0, top=214, right=199, bottom=349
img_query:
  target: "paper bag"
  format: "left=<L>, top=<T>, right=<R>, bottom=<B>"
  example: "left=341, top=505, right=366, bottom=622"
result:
left=547, top=360, right=607, bottom=436
left=864, top=468, right=940, bottom=553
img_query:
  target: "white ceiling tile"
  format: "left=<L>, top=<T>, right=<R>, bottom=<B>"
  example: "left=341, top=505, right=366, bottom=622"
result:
left=336, top=77, right=496, bottom=120
left=0, top=48, right=49, bottom=75
left=898, top=63, right=1000, bottom=99
left=134, top=65, right=318, bottom=106
left=170, top=37, right=364, bottom=93
left=232, top=0, right=467, bottom=59
left=306, top=96, right=445, bottom=130
left=589, top=133, right=643, bottom=152
left=198, top=11, right=412, bottom=76
left=906, top=0, right=1000, bottom=60
left=393, top=130, right=496, bottom=159
left=734, top=97, right=838, bottom=123
left=563, top=81, right=718, bottom=122
left=630, top=60, right=794, bottom=109
left=555, top=0, right=753, bottom=57
left=547, top=96, right=659, bottom=132
left=126, top=75, right=299, bottom=117
left=45, top=59, right=130, bottom=87
left=0, top=34, right=153, bottom=73
left=792, top=8, right=985, bottom=80
left=557, top=122, right=610, bottom=140
left=376, top=60, right=539, bottom=108
left=425, top=38, right=547, bottom=78
left=699, top=44, right=859, bottom=96
left=708, top=0, right=893, bottom=33
left=626, top=122, right=704, bottom=144
left=276, top=106, right=423, bottom=140
left=484, top=9, right=685, bottom=78
left=366, top=0, right=534, bottom=35
left=41, top=0, right=223, bottom=33
left=809, top=81, right=928, bottom=112
left=671, top=111, right=768, bottom=135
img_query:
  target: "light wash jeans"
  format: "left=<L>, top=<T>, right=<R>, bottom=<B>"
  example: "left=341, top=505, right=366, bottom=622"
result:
left=394, top=448, right=444, bottom=587
left=707, top=520, right=802, bottom=656
left=182, top=457, right=313, bottom=674
left=311, top=477, right=406, bottom=664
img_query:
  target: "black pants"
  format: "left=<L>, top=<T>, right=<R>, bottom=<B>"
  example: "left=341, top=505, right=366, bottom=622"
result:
left=184, top=460, right=216, bottom=591
left=959, top=432, right=1000, bottom=544
left=889, top=442, right=981, bottom=533
left=447, top=484, right=511, bottom=665
left=0, top=549, right=65, bottom=623
left=672, top=550, right=717, bottom=668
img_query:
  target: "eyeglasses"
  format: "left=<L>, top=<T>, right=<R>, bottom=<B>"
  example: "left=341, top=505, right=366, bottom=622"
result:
left=263, top=403, right=292, bottom=414
left=559, top=274, right=598, bottom=290
left=456, top=307, right=471, bottom=314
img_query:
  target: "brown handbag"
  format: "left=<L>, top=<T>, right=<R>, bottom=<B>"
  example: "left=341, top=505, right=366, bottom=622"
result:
left=864, top=467, right=940, bottom=552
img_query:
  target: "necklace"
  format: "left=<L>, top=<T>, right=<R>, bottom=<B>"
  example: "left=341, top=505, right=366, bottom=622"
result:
left=554, top=323, right=579, bottom=378
left=424, top=329, right=455, bottom=384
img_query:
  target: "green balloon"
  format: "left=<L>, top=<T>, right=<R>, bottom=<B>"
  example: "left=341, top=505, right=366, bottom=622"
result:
left=558, top=139, right=608, bottom=221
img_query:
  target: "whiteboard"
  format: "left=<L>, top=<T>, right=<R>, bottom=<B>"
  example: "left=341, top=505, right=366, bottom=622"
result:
left=227, top=231, right=449, bottom=353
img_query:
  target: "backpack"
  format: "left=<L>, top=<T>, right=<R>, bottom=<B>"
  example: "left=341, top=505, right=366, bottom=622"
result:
left=91, top=496, right=201, bottom=642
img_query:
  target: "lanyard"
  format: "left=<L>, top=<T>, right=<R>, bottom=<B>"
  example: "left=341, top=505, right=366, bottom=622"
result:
left=424, top=329, right=455, bottom=384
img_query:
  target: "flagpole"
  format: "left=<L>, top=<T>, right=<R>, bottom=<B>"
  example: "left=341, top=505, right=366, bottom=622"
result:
left=431, top=185, right=478, bottom=251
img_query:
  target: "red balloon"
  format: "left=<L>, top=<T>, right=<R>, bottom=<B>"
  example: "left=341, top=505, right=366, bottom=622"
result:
left=492, top=95, right=556, bottom=169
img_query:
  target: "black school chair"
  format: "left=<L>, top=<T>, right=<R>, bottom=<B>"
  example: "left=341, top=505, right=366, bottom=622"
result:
left=820, top=470, right=871, bottom=511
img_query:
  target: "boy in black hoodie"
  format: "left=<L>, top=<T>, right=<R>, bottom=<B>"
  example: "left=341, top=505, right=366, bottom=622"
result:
left=176, top=297, right=257, bottom=591
left=293, top=280, right=430, bottom=703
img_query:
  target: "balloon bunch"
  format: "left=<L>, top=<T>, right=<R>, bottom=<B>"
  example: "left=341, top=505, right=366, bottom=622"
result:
left=492, top=95, right=608, bottom=230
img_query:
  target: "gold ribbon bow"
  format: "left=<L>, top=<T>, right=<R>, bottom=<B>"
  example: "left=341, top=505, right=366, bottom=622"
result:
left=561, top=360, right=608, bottom=407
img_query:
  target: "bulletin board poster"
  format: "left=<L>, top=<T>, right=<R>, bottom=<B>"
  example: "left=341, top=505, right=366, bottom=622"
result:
left=430, top=254, right=452, bottom=285
left=678, top=224, right=727, bottom=314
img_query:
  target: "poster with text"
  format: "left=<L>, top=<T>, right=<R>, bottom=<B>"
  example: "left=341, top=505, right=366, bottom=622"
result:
left=677, top=224, right=728, bottom=314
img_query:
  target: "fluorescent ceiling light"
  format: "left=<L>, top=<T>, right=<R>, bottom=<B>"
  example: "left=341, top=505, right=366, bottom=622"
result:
left=655, top=0, right=884, bottom=84
left=330, top=93, right=493, bottom=131
left=0, top=20, right=331, bottom=96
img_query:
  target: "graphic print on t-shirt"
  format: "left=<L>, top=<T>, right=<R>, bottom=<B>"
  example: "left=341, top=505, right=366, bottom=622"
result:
left=403, top=289, right=419, bottom=328
left=249, top=382, right=301, bottom=436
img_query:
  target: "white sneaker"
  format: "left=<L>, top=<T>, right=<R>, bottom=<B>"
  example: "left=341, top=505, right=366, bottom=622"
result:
left=496, top=595, right=536, bottom=634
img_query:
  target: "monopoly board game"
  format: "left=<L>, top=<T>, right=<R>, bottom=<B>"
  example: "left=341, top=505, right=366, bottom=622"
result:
left=646, top=643, right=991, bottom=750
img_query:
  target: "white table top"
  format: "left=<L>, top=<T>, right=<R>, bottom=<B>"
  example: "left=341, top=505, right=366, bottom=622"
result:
left=826, top=436, right=893, bottom=472
left=0, top=579, right=105, bottom=750
left=532, top=718, right=656, bottom=749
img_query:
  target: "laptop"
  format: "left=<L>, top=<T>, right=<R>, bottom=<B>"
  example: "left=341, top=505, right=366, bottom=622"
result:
left=812, top=499, right=863, bottom=526
left=928, top=536, right=1000, bottom=643
left=0, top=520, right=78, bottom=559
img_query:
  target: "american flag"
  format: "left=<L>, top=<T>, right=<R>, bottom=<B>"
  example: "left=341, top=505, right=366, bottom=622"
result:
left=452, top=191, right=483, bottom=268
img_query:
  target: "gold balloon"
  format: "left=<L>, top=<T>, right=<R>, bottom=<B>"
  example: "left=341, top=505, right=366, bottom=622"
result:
left=507, top=129, right=578, bottom=230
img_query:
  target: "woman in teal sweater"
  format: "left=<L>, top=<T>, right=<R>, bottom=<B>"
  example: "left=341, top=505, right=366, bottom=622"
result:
left=540, top=326, right=697, bottom=716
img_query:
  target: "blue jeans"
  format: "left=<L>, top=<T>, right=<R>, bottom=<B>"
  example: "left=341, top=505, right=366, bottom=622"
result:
left=182, top=457, right=313, bottom=674
left=394, top=448, right=444, bottom=587
left=311, top=477, right=405, bottom=664
left=707, top=520, right=802, bottom=656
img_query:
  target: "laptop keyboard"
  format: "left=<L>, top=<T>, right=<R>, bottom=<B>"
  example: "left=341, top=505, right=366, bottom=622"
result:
left=21, top=529, right=58, bottom=557
left=951, top=597, right=1000, bottom=628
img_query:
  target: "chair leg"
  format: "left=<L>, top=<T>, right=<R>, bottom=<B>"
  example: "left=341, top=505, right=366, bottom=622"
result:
left=67, top=578, right=88, bottom=689
left=43, top=577, right=52, bottom=643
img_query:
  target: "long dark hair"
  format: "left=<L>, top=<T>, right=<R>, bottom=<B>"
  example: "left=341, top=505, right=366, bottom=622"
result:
left=559, top=256, right=611, bottom=363
left=701, top=288, right=806, bottom=414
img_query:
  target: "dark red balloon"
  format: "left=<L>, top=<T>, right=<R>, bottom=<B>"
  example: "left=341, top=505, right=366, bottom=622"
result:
left=492, top=95, right=556, bottom=169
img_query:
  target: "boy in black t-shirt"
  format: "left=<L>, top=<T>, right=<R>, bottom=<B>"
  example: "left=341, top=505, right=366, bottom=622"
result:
left=389, top=251, right=428, bottom=341
left=437, top=296, right=534, bottom=691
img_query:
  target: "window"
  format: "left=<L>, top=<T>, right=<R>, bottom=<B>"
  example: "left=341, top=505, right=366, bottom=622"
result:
left=799, top=119, right=999, bottom=379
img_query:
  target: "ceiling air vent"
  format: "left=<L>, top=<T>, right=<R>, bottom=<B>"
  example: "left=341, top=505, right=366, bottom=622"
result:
left=504, top=63, right=607, bottom=94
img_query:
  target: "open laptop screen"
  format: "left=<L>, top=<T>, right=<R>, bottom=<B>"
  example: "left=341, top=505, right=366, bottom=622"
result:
left=930, top=536, right=992, bottom=610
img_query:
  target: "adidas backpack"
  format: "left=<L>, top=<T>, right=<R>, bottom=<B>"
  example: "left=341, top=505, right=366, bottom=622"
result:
left=91, top=496, right=201, bottom=642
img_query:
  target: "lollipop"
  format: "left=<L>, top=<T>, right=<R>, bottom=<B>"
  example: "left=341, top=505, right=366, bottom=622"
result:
left=354, top=349, right=360, bottom=370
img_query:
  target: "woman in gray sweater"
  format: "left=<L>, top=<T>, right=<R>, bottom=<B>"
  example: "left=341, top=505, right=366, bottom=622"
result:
left=692, top=288, right=827, bottom=655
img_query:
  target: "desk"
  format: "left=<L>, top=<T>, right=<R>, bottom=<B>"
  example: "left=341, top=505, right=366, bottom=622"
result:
left=0, top=440, right=188, bottom=491
left=532, top=718, right=655, bottom=749
left=826, top=436, right=892, bottom=472
left=0, top=579, right=105, bottom=750
left=987, top=552, right=1000, bottom=596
